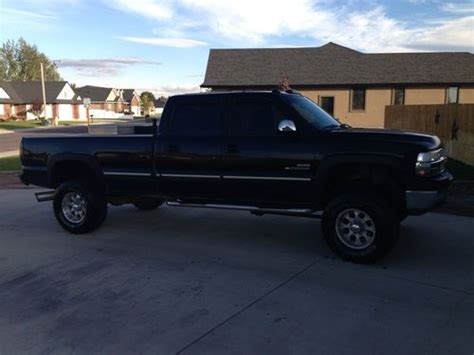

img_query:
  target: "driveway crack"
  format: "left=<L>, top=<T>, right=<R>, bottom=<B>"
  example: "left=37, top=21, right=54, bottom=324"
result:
left=175, top=257, right=323, bottom=354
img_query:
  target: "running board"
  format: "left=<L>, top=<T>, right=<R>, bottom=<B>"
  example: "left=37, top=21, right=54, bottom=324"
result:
left=166, top=201, right=322, bottom=219
left=35, top=190, right=56, bottom=202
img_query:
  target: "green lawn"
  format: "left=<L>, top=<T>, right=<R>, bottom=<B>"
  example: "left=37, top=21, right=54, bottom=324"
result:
left=0, top=120, right=85, bottom=131
left=0, top=156, right=21, bottom=172
left=0, top=120, right=43, bottom=131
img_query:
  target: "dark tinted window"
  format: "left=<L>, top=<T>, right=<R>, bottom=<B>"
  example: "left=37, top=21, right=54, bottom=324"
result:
left=282, top=95, right=340, bottom=130
left=351, top=89, right=366, bottom=110
left=170, top=102, right=222, bottom=136
left=230, top=100, right=281, bottom=136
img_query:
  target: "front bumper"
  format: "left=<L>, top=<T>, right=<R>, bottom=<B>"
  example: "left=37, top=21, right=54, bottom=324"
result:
left=406, top=188, right=449, bottom=214
left=405, top=170, right=452, bottom=214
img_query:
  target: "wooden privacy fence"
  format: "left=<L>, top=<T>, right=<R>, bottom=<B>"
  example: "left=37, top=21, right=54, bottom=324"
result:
left=385, top=104, right=474, bottom=165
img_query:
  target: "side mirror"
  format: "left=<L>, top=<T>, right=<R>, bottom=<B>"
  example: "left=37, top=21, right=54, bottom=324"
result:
left=278, top=119, right=297, bottom=133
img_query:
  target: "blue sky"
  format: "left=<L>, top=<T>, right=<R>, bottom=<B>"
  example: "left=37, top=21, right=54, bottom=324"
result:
left=1, top=0, right=473, bottom=96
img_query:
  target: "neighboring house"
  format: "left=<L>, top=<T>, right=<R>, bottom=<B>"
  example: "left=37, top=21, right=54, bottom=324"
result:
left=122, top=89, right=141, bottom=116
left=75, top=85, right=125, bottom=119
left=0, top=81, right=87, bottom=121
left=201, top=42, right=474, bottom=128
left=153, top=96, right=168, bottom=115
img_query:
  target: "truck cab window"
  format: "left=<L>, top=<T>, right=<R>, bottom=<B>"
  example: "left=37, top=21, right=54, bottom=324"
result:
left=230, top=100, right=282, bottom=136
left=170, top=102, right=222, bottom=136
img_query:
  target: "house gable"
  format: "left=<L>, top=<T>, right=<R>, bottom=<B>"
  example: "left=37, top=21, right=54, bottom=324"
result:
left=106, top=89, right=118, bottom=102
left=56, top=83, right=76, bottom=101
left=0, top=87, right=10, bottom=99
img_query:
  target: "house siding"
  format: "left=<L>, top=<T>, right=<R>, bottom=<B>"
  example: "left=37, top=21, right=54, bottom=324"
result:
left=299, top=86, right=474, bottom=128
left=302, top=88, right=391, bottom=128
left=405, top=87, right=446, bottom=105
left=459, top=88, right=474, bottom=103
left=0, top=104, right=11, bottom=119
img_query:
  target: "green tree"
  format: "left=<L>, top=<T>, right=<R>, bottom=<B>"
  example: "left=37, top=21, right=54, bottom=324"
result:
left=140, top=91, right=156, bottom=115
left=0, top=38, right=62, bottom=81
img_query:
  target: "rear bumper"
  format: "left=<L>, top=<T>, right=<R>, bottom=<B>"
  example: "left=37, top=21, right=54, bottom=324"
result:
left=19, top=168, right=49, bottom=188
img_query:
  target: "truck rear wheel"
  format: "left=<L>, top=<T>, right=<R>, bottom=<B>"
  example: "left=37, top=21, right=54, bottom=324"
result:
left=53, top=180, right=107, bottom=234
left=321, top=193, right=399, bottom=263
left=133, top=198, right=164, bottom=211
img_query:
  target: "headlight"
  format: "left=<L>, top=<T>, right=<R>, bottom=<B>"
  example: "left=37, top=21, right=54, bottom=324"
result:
left=416, top=148, right=447, bottom=176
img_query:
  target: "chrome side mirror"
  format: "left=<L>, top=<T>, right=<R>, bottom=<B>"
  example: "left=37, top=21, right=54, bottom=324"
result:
left=278, top=119, right=297, bottom=132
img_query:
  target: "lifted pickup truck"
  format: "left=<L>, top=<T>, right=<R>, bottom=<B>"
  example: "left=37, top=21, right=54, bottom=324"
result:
left=20, top=90, right=452, bottom=263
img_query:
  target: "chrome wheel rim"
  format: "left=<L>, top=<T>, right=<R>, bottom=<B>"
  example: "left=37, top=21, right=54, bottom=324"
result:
left=61, top=192, right=87, bottom=224
left=335, top=208, right=376, bottom=250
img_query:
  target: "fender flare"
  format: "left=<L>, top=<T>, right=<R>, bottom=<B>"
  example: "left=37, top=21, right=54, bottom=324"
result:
left=48, top=153, right=104, bottom=187
left=315, top=153, right=405, bottom=197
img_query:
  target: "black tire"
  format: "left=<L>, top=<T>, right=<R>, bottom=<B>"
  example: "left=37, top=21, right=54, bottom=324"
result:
left=133, top=198, right=164, bottom=211
left=53, top=180, right=107, bottom=234
left=321, top=193, right=400, bottom=264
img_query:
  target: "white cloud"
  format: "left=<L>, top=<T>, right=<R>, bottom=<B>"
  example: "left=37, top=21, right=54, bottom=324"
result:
left=406, top=16, right=474, bottom=51
left=441, top=2, right=474, bottom=13
left=106, top=0, right=173, bottom=19
left=120, top=36, right=207, bottom=48
left=142, top=83, right=202, bottom=97
left=55, top=57, right=161, bottom=77
left=108, top=0, right=473, bottom=53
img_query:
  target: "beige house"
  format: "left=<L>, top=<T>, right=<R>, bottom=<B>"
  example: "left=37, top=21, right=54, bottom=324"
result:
left=201, top=43, right=474, bottom=128
left=75, top=85, right=125, bottom=119
left=122, top=89, right=141, bottom=116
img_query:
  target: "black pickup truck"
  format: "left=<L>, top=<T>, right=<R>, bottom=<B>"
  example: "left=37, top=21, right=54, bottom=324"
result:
left=20, top=90, right=452, bottom=263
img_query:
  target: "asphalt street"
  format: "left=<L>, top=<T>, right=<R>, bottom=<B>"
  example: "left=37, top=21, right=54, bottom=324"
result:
left=0, top=188, right=472, bottom=354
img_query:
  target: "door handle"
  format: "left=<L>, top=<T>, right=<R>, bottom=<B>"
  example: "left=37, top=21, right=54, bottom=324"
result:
left=227, top=144, right=239, bottom=154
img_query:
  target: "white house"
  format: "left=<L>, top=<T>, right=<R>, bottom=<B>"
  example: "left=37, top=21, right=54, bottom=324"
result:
left=0, top=81, right=87, bottom=121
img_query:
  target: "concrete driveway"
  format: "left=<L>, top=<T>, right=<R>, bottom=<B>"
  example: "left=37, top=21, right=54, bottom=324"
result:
left=0, top=188, right=472, bottom=354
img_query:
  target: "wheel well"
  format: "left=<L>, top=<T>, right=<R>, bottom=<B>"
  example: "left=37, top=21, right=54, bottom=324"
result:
left=321, top=163, right=405, bottom=212
left=50, top=160, right=102, bottom=188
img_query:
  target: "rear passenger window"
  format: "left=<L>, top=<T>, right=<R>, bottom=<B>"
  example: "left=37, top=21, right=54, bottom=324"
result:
left=170, top=102, right=222, bottom=136
left=230, top=100, right=282, bottom=136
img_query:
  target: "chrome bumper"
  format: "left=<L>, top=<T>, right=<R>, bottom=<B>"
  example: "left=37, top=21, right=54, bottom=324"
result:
left=405, top=189, right=449, bottom=213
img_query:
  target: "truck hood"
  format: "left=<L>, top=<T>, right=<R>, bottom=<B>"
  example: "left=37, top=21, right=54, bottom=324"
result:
left=329, top=127, right=441, bottom=151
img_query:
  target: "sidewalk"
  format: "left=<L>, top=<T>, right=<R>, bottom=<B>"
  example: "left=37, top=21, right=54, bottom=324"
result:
left=0, top=150, right=19, bottom=158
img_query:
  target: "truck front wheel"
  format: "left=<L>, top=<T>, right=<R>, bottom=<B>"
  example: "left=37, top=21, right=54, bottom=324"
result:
left=53, top=180, right=107, bottom=234
left=321, top=193, right=399, bottom=263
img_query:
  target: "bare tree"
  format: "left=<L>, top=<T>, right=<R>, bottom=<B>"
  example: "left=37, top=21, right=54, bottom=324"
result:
left=278, top=76, right=291, bottom=91
left=29, top=99, right=44, bottom=121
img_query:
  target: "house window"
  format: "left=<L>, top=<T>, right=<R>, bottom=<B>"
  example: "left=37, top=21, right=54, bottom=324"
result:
left=351, top=88, right=366, bottom=111
left=320, top=96, right=335, bottom=116
left=447, top=87, right=459, bottom=104
left=393, top=88, right=405, bottom=105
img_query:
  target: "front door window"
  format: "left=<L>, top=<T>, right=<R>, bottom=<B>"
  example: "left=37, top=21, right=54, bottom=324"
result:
left=320, top=96, right=335, bottom=116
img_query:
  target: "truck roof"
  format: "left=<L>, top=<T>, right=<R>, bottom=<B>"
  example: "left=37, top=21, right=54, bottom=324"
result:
left=170, top=89, right=301, bottom=99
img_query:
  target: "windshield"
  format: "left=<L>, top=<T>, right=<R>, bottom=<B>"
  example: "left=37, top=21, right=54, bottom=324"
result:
left=283, top=95, right=341, bottom=130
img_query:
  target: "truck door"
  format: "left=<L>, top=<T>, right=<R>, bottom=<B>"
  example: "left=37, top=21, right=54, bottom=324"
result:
left=156, top=96, right=225, bottom=200
left=221, top=94, right=316, bottom=207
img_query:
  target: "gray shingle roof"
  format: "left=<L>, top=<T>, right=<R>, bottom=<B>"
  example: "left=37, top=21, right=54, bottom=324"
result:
left=75, top=85, right=114, bottom=102
left=122, top=89, right=137, bottom=102
left=202, top=42, right=474, bottom=88
left=154, top=97, right=167, bottom=108
left=0, top=81, right=78, bottom=104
